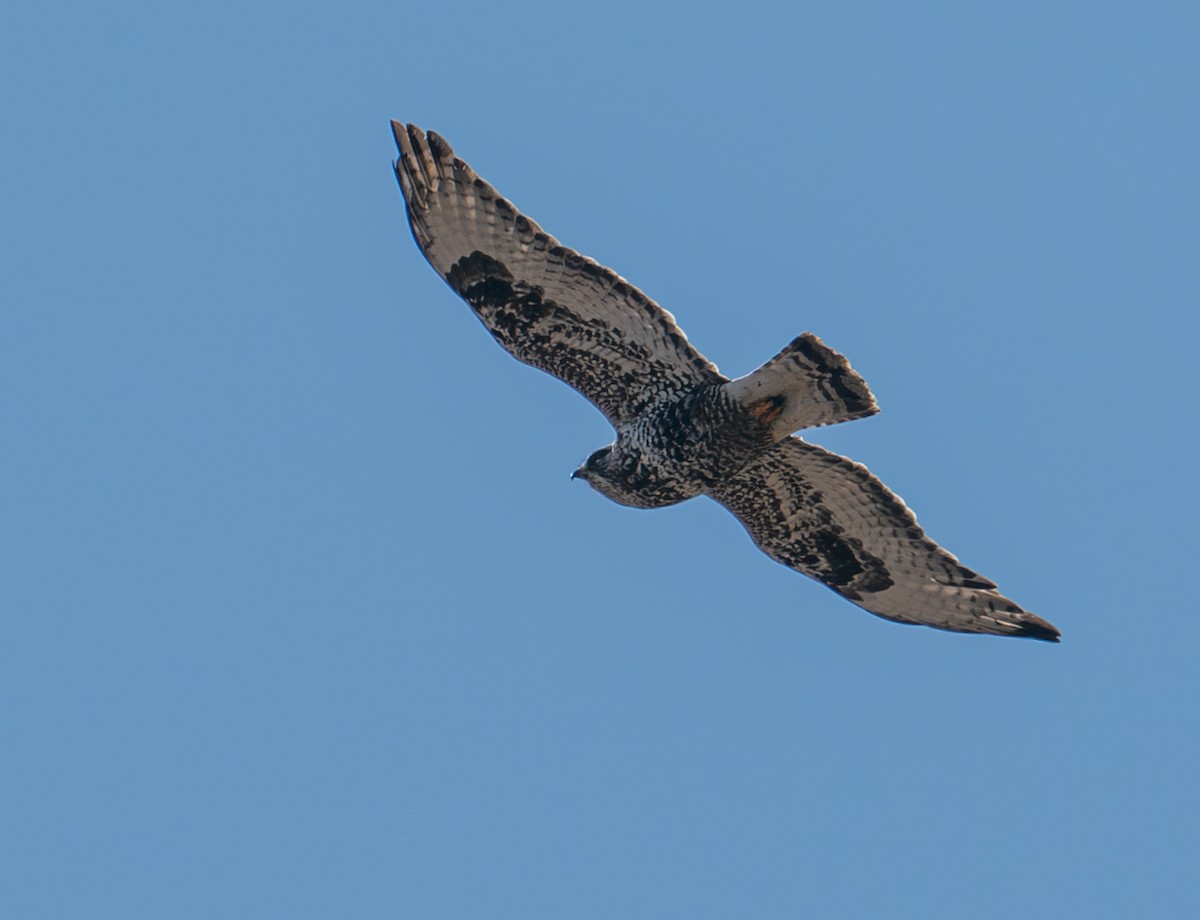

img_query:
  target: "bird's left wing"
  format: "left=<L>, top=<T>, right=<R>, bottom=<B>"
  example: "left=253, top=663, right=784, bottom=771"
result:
left=708, top=438, right=1060, bottom=640
left=393, top=122, right=722, bottom=426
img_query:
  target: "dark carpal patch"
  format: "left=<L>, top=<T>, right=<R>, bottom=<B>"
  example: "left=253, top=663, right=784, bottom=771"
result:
left=442, top=251, right=682, bottom=426
left=446, top=251, right=557, bottom=341
left=808, top=529, right=892, bottom=595
left=445, top=250, right=514, bottom=304
left=787, top=518, right=894, bottom=597
left=713, top=456, right=893, bottom=598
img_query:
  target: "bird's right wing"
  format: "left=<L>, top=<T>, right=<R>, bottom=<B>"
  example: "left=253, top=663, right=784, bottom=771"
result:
left=393, top=122, right=723, bottom=426
left=709, top=438, right=1060, bottom=640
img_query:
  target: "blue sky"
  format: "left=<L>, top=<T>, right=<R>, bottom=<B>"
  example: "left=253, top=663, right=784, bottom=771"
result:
left=3, top=1, right=1198, bottom=917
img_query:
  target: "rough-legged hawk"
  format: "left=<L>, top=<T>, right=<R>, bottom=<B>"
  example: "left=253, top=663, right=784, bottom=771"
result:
left=391, top=121, right=1059, bottom=642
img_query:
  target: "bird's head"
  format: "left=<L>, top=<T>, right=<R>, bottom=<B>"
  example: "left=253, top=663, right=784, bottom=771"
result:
left=571, top=444, right=613, bottom=484
left=571, top=444, right=641, bottom=506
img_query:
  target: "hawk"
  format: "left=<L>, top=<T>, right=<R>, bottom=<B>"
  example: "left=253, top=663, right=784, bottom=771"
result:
left=392, top=121, right=1060, bottom=642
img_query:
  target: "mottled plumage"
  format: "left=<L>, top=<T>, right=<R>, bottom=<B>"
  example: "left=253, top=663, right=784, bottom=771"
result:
left=392, top=121, right=1059, bottom=642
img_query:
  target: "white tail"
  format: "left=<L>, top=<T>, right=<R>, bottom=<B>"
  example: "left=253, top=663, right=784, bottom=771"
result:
left=724, top=333, right=878, bottom=439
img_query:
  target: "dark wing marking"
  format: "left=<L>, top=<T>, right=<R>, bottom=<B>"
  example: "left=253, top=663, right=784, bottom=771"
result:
left=392, top=122, right=722, bottom=425
left=709, top=438, right=1060, bottom=640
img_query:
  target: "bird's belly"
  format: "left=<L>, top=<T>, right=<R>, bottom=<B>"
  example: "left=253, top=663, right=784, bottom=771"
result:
left=610, top=446, right=748, bottom=509
left=600, top=458, right=706, bottom=509
left=607, top=390, right=773, bottom=508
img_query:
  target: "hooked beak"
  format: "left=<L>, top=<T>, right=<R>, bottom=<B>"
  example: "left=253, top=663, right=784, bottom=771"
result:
left=571, top=467, right=587, bottom=481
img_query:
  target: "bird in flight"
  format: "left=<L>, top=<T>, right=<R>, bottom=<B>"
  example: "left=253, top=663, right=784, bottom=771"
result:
left=391, top=121, right=1059, bottom=642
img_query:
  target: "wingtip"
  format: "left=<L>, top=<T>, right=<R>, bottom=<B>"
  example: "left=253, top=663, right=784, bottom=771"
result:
left=389, top=122, right=460, bottom=183
left=425, top=129, right=455, bottom=162
left=1013, top=617, right=1062, bottom=643
left=391, top=120, right=417, bottom=155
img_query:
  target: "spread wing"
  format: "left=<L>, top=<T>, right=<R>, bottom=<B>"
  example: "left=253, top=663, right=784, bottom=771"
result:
left=709, top=438, right=1060, bottom=640
left=392, top=122, right=722, bottom=425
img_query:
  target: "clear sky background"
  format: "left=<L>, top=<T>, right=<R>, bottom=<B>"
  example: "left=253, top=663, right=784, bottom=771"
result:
left=3, top=2, right=1198, bottom=918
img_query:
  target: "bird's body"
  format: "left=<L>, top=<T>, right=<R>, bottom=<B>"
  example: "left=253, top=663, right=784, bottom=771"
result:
left=576, top=382, right=772, bottom=508
left=392, top=121, right=1060, bottom=642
